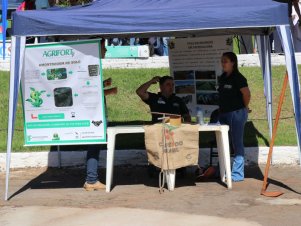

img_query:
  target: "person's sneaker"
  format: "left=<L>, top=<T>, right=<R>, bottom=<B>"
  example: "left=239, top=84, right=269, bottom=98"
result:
left=232, top=178, right=244, bottom=182
left=195, top=166, right=216, bottom=181
left=202, top=166, right=216, bottom=178
left=83, top=181, right=105, bottom=191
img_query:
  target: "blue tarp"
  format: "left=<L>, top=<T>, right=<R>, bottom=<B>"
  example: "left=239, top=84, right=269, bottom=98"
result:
left=12, top=0, right=289, bottom=37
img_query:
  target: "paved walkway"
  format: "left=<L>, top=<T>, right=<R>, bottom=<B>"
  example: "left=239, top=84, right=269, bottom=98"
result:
left=1, top=165, right=301, bottom=226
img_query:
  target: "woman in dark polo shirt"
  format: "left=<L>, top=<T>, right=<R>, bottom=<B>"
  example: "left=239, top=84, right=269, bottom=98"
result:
left=218, top=52, right=251, bottom=182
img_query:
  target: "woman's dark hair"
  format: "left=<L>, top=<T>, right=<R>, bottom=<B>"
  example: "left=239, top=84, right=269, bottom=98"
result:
left=222, top=52, right=239, bottom=73
left=159, top=76, right=173, bottom=85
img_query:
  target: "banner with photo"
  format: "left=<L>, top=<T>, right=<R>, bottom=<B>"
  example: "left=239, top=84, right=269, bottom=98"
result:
left=168, top=36, right=233, bottom=117
left=21, top=40, right=106, bottom=146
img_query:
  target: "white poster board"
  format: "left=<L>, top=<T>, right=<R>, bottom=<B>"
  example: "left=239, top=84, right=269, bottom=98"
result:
left=168, top=36, right=233, bottom=117
left=21, top=40, right=106, bottom=146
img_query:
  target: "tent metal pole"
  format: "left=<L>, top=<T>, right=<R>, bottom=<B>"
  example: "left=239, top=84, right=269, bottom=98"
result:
left=5, top=36, right=26, bottom=201
left=5, top=36, right=17, bottom=201
left=264, top=35, right=273, bottom=141
left=57, top=146, right=61, bottom=168
left=277, top=25, right=301, bottom=166
left=256, top=35, right=273, bottom=164
left=264, top=35, right=274, bottom=164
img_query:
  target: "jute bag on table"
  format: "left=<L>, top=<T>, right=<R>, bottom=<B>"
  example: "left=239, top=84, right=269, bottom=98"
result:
left=144, top=123, right=199, bottom=170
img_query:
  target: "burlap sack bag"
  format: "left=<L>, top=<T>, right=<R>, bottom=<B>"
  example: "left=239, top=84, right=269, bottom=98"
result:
left=144, top=123, right=199, bottom=170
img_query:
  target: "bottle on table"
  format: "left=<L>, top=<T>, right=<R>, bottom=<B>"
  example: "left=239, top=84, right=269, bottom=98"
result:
left=196, top=107, right=204, bottom=125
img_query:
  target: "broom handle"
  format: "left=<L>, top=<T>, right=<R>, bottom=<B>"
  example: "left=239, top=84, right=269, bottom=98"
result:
left=261, top=72, right=288, bottom=192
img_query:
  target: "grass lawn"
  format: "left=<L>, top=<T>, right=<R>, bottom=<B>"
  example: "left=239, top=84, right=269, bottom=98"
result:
left=0, top=66, right=300, bottom=152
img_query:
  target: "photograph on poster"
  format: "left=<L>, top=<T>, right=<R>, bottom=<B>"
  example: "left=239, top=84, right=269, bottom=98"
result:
left=47, top=68, right=67, bottom=80
left=173, top=70, right=195, bottom=80
left=196, top=81, right=217, bottom=91
left=180, top=94, right=193, bottom=105
left=88, top=65, right=99, bottom=77
left=177, top=94, right=196, bottom=115
left=196, top=92, right=219, bottom=105
left=175, top=80, right=195, bottom=94
left=195, top=70, right=216, bottom=80
left=54, top=87, right=73, bottom=107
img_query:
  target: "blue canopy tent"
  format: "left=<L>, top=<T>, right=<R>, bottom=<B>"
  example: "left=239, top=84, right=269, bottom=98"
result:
left=5, top=0, right=301, bottom=200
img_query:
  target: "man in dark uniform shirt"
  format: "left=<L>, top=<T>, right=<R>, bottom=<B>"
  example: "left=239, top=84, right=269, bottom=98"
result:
left=136, top=76, right=191, bottom=122
left=136, top=76, right=191, bottom=177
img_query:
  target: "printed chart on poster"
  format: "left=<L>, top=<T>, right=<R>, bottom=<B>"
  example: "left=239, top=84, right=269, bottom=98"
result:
left=21, top=40, right=106, bottom=146
left=168, top=36, right=232, bottom=117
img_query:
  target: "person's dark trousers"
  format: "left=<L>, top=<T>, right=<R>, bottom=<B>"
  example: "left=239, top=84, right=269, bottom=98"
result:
left=86, top=146, right=101, bottom=184
left=219, top=108, right=248, bottom=181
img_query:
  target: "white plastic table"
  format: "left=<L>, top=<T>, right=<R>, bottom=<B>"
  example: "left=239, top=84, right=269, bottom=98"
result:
left=106, top=124, right=232, bottom=192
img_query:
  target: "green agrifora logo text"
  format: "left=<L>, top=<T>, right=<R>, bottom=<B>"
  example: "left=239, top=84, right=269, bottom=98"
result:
left=42, top=49, right=75, bottom=58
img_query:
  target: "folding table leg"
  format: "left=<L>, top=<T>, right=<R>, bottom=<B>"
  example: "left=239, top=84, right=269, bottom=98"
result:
left=220, top=129, right=232, bottom=189
left=216, top=131, right=226, bottom=182
left=106, top=129, right=116, bottom=192
left=164, top=170, right=176, bottom=191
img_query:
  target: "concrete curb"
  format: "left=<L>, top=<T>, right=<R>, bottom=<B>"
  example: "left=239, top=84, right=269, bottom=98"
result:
left=1, top=54, right=301, bottom=71
left=0, top=146, right=299, bottom=171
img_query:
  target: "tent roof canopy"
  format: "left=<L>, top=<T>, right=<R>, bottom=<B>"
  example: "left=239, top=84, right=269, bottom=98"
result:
left=12, top=0, right=289, bottom=37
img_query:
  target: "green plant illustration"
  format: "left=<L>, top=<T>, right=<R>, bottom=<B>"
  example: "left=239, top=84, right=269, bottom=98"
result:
left=26, top=88, right=46, bottom=107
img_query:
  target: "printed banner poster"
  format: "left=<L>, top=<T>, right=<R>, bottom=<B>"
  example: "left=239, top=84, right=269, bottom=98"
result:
left=168, top=36, right=232, bottom=117
left=21, top=40, right=106, bottom=146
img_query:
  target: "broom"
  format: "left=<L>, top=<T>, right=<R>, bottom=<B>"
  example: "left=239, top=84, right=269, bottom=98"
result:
left=260, top=72, right=288, bottom=197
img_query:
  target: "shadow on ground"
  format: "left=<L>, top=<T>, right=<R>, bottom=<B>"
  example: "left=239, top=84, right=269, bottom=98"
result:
left=8, top=121, right=301, bottom=200
left=8, top=166, right=208, bottom=200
